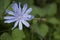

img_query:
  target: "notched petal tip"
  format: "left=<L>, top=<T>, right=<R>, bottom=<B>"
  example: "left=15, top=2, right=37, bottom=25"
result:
left=11, top=26, right=16, bottom=30
left=26, top=24, right=30, bottom=27
left=29, top=8, right=32, bottom=11
left=11, top=27, right=14, bottom=30
left=4, top=21, right=10, bottom=23
left=19, top=28, right=22, bottom=30
left=11, top=3, right=17, bottom=8
left=25, top=8, right=32, bottom=15
left=4, top=17, right=6, bottom=19
left=19, top=26, right=23, bottom=30
left=19, top=21, right=23, bottom=30
left=6, top=10, right=14, bottom=15
left=22, top=3, right=28, bottom=14
left=4, top=17, right=8, bottom=19
left=27, top=15, right=34, bottom=20
left=24, top=3, right=27, bottom=7
left=22, top=20, right=30, bottom=27
left=31, top=15, right=34, bottom=19
left=11, top=21, right=18, bottom=30
left=4, top=16, right=15, bottom=20
left=11, top=2, right=17, bottom=5
left=6, top=10, right=9, bottom=13
left=11, top=2, right=18, bottom=12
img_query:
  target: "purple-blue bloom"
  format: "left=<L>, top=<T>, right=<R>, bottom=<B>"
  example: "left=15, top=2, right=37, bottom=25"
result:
left=4, top=2, right=34, bottom=30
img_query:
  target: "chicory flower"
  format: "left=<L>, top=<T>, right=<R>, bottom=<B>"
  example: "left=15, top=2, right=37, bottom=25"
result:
left=4, top=2, right=34, bottom=30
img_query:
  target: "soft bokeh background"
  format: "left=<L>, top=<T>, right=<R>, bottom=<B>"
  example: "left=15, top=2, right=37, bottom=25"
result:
left=0, top=0, right=60, bottom=40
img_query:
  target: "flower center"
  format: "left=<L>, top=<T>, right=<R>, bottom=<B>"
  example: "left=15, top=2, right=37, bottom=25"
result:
left=18, top=16, right=22, bottom=20
left=17, top=16, right=24, bottom=21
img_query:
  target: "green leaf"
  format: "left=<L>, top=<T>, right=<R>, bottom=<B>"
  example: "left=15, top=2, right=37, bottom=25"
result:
left=36, top=3, right=57, bottom=17
left=0, top=32, right=12, bottom=40
left=0, top=0, right=10, bottom=20
left=47, top=17, right=59, bottom=24
left=31, top=3, right=57, bottom=17
left=32, top=20, right=48, bottom=37
left=37, top=24, right=48, bottom=37
left=31, top=6, right=40, bottom=16
left=0, top=29, right=25, bottom=40
left=38, top=8, right=47, bottom=17
left=46, top=3, right=57, bottom=16
left=53, top=25, right=60, bottom=40
left=31, top=6, right=47, bottom=17
left=12, top=28, right=25, bottom=40
left=23, top=27, right=31, bottom=40
left=54, top=31, right=60, bottom=40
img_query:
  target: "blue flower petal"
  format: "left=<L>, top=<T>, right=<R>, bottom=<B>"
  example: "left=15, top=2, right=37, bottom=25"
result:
left=4, top=16, right=15, bottom=19
left=24, top=8, right=32, bottom=15
left=19, top=21, right=22, bottom=30
left=11, top=2, right=18, bottom=12
left=4, top=18, right=17, bottom=23
left=12, top=21, right=18, bottom=30
left=26, top=15, right=34, bottom=20
left=22, top=4, right=27, bottom=14
left=21, top=20, right=30, bottom=27
left=18, top=2, right=21, bottom=14
left=6, top=10, right=14, bottom=15
left=23, top=15, right=34, bottom=20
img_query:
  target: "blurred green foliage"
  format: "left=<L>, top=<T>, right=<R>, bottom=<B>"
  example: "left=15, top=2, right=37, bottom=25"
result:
left=0, top=0, right=60, bottom=40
